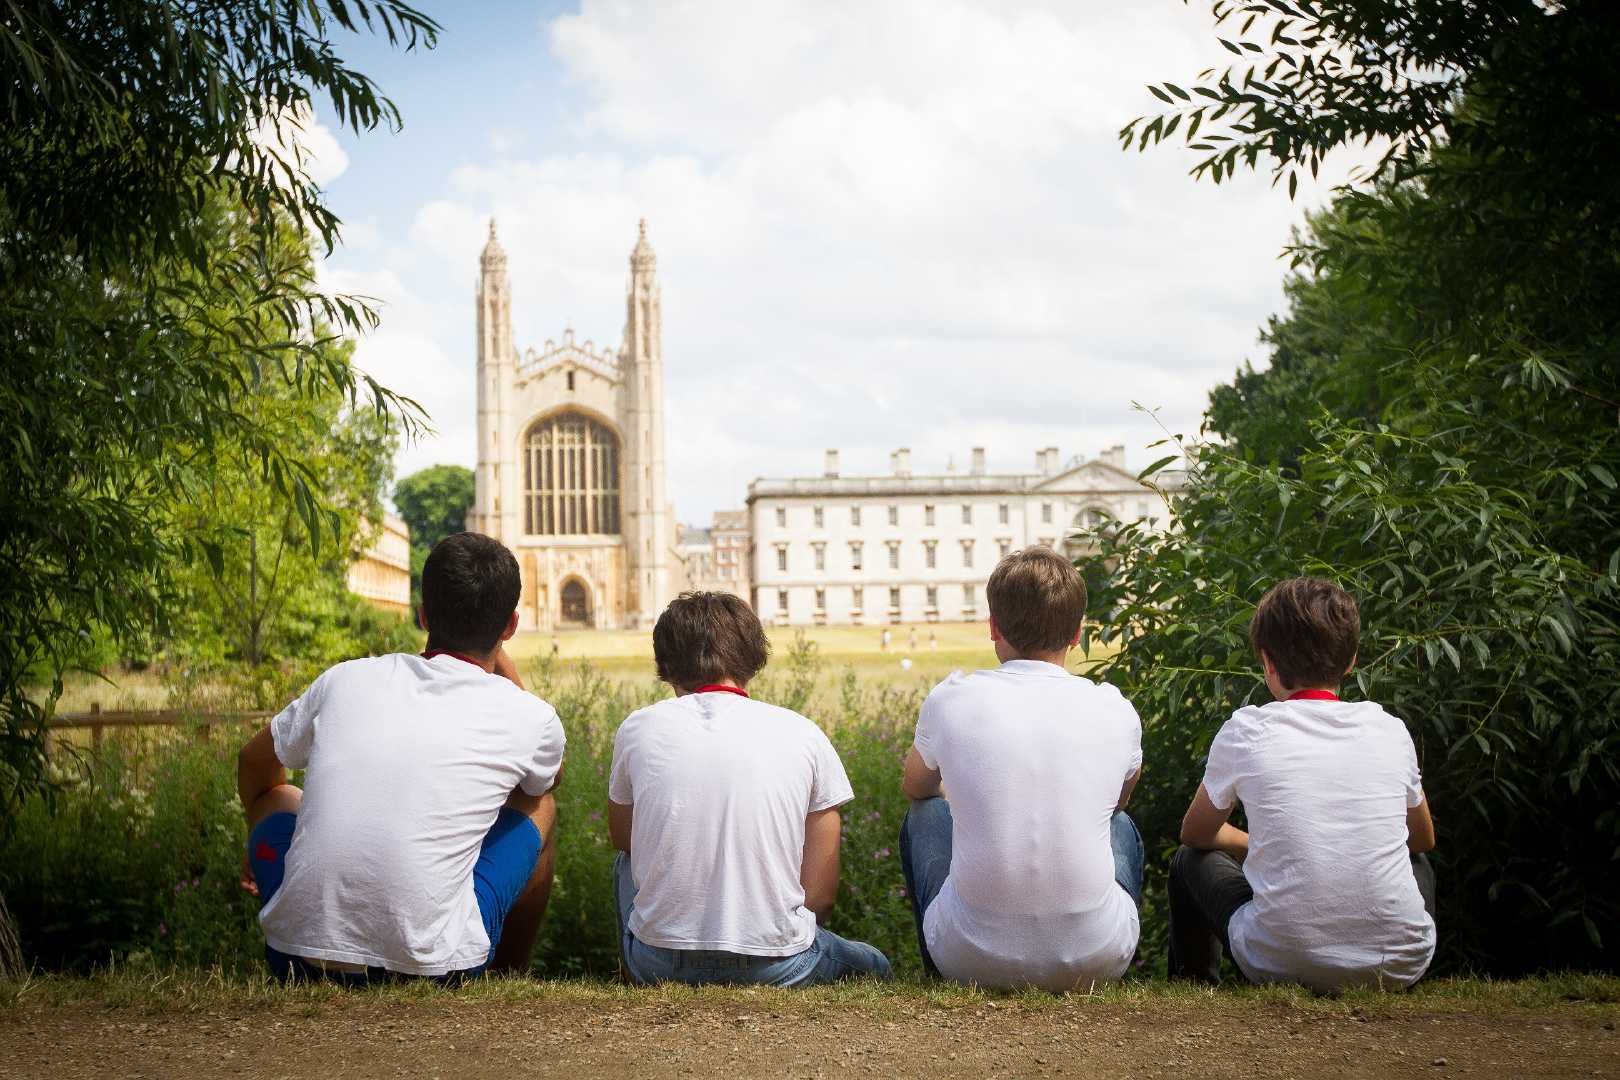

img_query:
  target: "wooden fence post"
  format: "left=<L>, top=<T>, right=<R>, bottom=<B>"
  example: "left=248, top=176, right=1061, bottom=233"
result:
left=90, top=702, right=103, bottom=753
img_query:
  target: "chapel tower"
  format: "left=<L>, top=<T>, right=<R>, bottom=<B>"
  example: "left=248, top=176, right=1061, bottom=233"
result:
left=620, top=220, right=674, bottom=625
left=468, top=218, right=675, bottom=631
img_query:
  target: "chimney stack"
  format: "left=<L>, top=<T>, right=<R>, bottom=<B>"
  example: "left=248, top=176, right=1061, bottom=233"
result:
left=970, top=447, right=986, bottom=476
left=1100, top=444, right=1126, bottom=469
left=824, top=448, right=840, bottom=478
left=892, top=447, right=912, bottom=478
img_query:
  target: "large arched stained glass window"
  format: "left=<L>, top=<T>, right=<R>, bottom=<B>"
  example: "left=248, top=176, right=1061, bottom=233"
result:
left=523, top=413, right=621, bottom=535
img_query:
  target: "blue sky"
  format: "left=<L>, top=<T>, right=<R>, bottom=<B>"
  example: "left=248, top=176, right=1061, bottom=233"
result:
left=302, top=2, right=1367, bottom=523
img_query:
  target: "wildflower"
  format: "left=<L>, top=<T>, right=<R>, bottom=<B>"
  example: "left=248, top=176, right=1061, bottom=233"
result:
left=873, top=847, right=891, bottom=859
left=158, top=922, right=168, bottom=937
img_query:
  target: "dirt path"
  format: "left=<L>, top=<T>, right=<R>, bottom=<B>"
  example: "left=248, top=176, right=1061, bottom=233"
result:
left=2, top=995, right=1616, bottom=1079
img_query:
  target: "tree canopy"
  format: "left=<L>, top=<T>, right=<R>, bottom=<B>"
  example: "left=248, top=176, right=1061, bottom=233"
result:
left=1091, top=0, right=1619, bottom=972
left=0, top=1, right=438, bottom=815
left=393, top=465, right=476, bottom=615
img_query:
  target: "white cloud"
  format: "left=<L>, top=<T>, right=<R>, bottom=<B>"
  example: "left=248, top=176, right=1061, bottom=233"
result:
left=334, top=1, right=1373, bottom=519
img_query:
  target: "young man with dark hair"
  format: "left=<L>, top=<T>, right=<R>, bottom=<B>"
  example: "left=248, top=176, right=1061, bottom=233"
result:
left=607, top=591, right=892, bottom=985
left=1169, top=576, right=1437, bottom=991
left=898, top=547, right=1145, bottom=990
left=237, top=531, right=565, bottom=983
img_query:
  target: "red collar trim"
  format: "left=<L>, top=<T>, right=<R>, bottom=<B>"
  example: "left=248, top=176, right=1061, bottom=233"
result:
left=1288, top=689, right=1340, bottom=702
left=422, top=650, right=486, bottom=670
left=694, top=684, right=750, bottom=698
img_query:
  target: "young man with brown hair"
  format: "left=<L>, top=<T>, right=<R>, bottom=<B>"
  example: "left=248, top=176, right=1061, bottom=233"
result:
left=1169, top=576, right=1437, bottom=991
left=237, top=532, right=564, bottom=983
left=607, top=591, right=891, bottom=985
left=898, top=546, right=1145, bottom=990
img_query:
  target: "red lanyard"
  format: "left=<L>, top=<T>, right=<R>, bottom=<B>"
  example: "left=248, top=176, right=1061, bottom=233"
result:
left=1288, top=689, right=1340, bottom=701
left=422, top=650, right=484, bottom=669
left=695, top=684, right=750, bottom=698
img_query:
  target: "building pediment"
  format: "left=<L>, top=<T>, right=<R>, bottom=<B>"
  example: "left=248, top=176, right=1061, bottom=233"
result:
left=515, top=327, right=622, bottom=387
left=1030, top=459, right=1149, bottom=494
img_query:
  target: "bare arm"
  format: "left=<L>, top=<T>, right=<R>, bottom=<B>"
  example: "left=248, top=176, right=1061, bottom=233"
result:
left=1118, top=767, right=1141, bottom=811
left=800, top=806, right=841, bottom=922
left=491, top=644, right=524, bottom=690
left=237, top=725, right=286, bottom=817
left=1407, top=794, right=1436, bottom=853
left=608, top=799, right=633, bottom=855
left=1180, top=783, right=1249, bottom=861
left=900, top=747, right=942, bottom=801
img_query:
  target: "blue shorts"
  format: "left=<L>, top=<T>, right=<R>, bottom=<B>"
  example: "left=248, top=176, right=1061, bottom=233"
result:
left=248, top=806, right=542, bottom=983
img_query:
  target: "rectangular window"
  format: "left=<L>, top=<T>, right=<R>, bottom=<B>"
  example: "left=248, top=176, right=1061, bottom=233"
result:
left=813, top=506, right=824, bottom=528
left=814, top=543, right=826, bottom=571
left=888, top=505, right=899, bottom=526
left=889, top=586, right=901, bottom=611
left=926, top=586, right=938, bottom=609
left=776, top=545, right=788, bottom=572
left=775, top=506, right=787, bottom=527
left=924, top=504, right=935, bottom=526
left=852, top=585, right=864, bottom=610
left=888, top=542, right=900, bottom=570
left=998, top=539, right=1011, bottom=558
left=924, top=541, right=937, bottom=569
left=961, top=539, right=974, bottom=568
left=963, top=584, right=976, bottom=609
left=998, top=503, right=1009, bottom=525
left=777, top=588, right=788, bottom=612
left=850, top=542, right=863, bottom=571
left=851, top=505, right=862, bottom=527
left=815, top=588, right=826, bottom=612
left=1042, top=502, right=1053, bottom=524
left=962, top=504, right=972, bottom=525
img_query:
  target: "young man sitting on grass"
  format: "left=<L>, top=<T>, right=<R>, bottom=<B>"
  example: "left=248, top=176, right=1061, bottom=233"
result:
left=607, top=591, right=892, bottom=986
left=237, top=532, right=566, bottom=983
left=1169, top=576, right=1437, bottom=992
left=898, top=546, right=1146, bottom=991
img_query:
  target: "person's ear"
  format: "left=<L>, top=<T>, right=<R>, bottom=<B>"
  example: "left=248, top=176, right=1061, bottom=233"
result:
left=989, top=616, right=1003, bottom=644
left=1345, top=651, right=1357, bottom=676
left=1259, top=650, right=1277, bottom=678
left=501, top=609, right=519, bottom=643
left=1069, top=621, right=1084, bottom=648
left=417, top=605, right=429, bottom=633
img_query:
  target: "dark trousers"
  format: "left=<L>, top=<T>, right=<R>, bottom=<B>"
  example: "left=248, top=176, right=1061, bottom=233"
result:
left=1166, top=844, right=1437, bottom=983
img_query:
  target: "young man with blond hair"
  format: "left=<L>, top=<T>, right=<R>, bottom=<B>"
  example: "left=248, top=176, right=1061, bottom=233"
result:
left=899, top=546, right=1145, bottom=990
left=607, top=591, right=891, bottom=986
left=1169, top=576, right=1437, bottom=991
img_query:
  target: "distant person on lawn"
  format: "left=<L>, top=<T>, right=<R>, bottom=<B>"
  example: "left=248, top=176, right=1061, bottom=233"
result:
left=1168, top=576, right=1437, bottom=991
left=607, top=591, right=892, bottom=986
left=237, top=532, right=565, bottom=983
left=898, top=547, right=1146, bottom=991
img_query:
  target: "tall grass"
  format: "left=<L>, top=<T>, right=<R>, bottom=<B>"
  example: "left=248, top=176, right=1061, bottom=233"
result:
left=0, top=637, right=936, bottom=977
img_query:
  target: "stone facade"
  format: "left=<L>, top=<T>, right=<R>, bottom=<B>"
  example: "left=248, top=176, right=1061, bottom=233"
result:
left=747, top=446, right=1183, bottom=626
left=467, top=220, right=675, bottom=630
left=672, top=510, right=752, bottom=598
left=347, top=511, right=412, bottom=616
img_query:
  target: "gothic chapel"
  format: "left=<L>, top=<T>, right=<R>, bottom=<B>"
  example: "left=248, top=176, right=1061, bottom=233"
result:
left=467, top=220, right=675, bottom=630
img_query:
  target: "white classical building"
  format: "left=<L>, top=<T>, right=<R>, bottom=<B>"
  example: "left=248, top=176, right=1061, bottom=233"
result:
left=466, top=220, right=676, bottom=630
left=747, top=446, right=1183, bottom=626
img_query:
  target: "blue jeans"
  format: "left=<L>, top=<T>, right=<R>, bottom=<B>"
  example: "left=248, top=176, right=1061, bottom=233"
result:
left=898, top=797, right=1145, bottom=976
left=611, top=852, right=892, bottom=985
left=248, top=807, right=541, bottom=985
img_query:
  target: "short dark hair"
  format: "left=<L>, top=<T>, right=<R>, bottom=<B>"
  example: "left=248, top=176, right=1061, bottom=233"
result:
left=652, top=591, right=771, bottom=691
left=1249, top=576, right=1361, bottom=689
left=420, top=532, right=522, bottom=655
left=986, top=546, right=1087, bottom=654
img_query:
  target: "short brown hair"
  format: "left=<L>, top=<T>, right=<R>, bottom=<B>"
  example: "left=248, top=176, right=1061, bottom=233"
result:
left=653, top=591, right=771, bottom=691
left=1249, top=576, right=1361, bottom=689
left=986, top=546, right=1087, bottom=655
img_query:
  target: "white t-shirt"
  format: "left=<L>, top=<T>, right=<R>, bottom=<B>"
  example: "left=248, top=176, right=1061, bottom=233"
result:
left=608, top=691, right=853, bottom=956
left=259, top=653, right=565, bottom=976
left=1203, top=697, right=1436, bottom=991
left=914, top=660, right=1143, bottom=991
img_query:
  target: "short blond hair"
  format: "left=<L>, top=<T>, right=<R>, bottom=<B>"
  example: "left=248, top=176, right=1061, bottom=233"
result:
left=986, top=546, right=1087, bottom=654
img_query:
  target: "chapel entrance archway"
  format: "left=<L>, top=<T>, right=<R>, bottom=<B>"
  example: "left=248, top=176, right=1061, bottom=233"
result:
left=560, top=578, right=592, bottom=627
